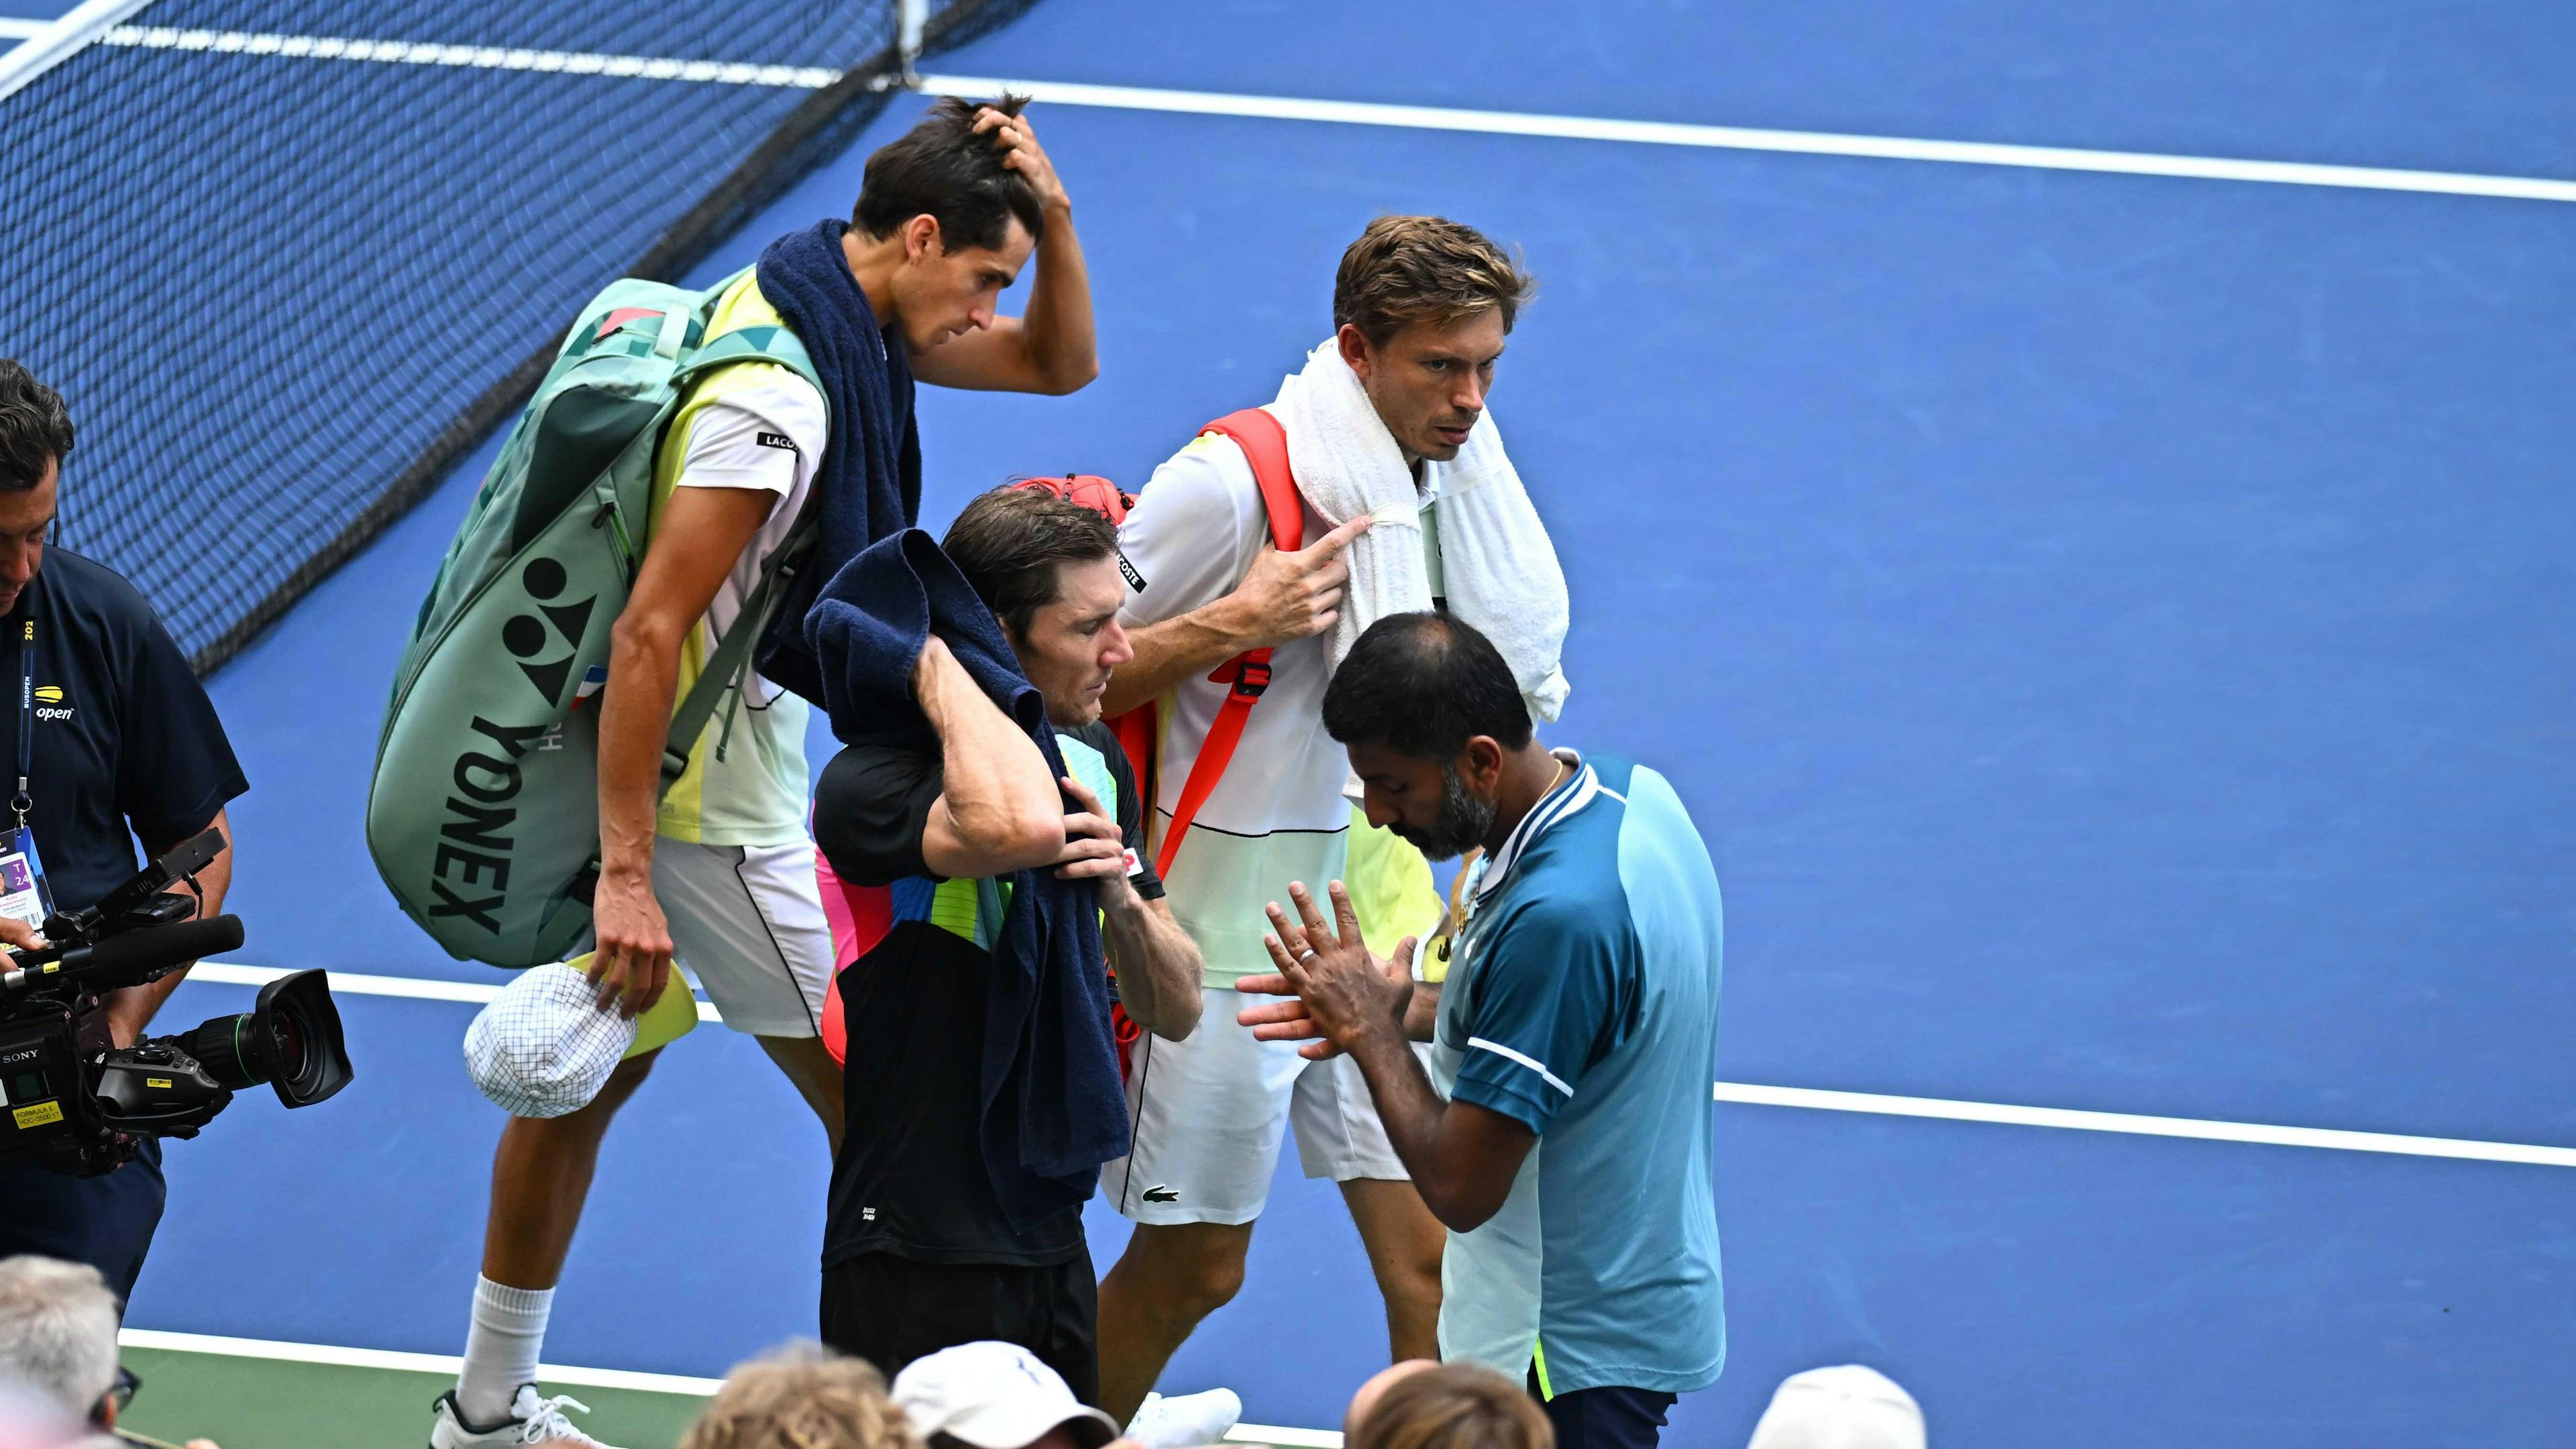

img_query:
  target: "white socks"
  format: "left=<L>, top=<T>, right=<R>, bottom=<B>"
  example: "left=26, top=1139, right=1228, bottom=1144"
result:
left=458, top=1276, right=554, bottom=1424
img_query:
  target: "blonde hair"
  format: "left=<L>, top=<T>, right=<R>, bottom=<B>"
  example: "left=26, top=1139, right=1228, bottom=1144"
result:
left=680, top=1343, right=921, bottom=1449
left=1350, top=1362, right=1554, bottom=1449
left=1332, top=216, right=1536, bottom=348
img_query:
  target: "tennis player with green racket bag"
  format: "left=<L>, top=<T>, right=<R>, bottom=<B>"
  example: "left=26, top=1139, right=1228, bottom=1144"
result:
left=368, top=273, right=818, bottom=967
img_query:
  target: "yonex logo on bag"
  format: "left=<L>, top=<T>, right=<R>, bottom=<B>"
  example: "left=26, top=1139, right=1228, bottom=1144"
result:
left=502, top=557, right=596, bottom=706
left=429, top=714, right=551, bottom=934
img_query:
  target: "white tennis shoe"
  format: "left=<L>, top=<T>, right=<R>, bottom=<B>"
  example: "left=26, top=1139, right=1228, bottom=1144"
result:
left=1125, top=1387, right=1244, bottom=1448
left=429, top=1384, right=626, bottom=1448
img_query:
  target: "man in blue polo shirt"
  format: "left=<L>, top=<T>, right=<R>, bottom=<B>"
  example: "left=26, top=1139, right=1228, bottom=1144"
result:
left=0, top=359, right=249, bottom=1298
left=1236, top=612, right=1723, bottom=1449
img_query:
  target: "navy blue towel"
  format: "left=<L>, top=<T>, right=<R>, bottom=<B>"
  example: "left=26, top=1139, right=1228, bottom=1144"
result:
left=753, top=217, right=922, bottom=706
left=806, top=529, right=1128, bottom=1232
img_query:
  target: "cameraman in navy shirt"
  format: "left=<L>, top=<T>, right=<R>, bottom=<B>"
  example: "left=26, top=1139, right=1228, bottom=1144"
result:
left=0, top=360, right=248, bottom=1299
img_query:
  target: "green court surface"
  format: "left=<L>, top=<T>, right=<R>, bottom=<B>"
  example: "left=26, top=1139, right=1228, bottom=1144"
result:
left=109, top=1338, right=1330, bottom=1448
left=116, top=1346, right=708, bottom=1449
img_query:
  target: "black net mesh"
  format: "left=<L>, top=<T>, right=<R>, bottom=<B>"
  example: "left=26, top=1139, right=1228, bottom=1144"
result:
left=0, top=0, right=1032, bottom=669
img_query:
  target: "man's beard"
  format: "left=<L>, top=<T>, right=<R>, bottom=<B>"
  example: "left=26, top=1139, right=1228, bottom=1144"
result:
left=1390, top=763, right=1497, bottom=861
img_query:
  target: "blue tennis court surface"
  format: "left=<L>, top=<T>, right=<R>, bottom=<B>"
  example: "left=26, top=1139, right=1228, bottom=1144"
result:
left=103, top=1, right=2576, bottom=1444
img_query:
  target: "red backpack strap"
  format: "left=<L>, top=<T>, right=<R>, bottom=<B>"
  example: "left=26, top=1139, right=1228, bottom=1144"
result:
left=1150, top=409, right=1302, bottom=878
left=1203, top=408, right=1304, bottom=550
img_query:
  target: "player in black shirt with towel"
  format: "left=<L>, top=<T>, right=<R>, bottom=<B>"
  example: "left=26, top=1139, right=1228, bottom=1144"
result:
left=811, top=485, right=1201, bottom=1402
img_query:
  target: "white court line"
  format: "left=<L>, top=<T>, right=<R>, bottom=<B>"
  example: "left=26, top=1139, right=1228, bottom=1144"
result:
left=0, top=17, right=839, bottom=101
left=8, top=24, right=2567, bottom=205
left=190, top=960, right=726, bottom=1022
left=918, top=72, right=2576, bottom=206
left=118, top=1328, right=1336, bottom=1445
left=184, top=962, right=2576, bottom=1169
left=0, top=0, right=154, bottom=101
left=95, top=28, right=841, bottom=88
left=118, top=1327, right=724, bottom=1397
left=1717, top=1082, right=2576, bottom=1169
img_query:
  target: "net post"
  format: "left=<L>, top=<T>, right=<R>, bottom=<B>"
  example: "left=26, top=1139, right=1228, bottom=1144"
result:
left=897, top=0, right=927, bottom=85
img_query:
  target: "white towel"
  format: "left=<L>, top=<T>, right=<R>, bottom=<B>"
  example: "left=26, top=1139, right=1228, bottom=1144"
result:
left=1269, top=340, right=1571, bottom=720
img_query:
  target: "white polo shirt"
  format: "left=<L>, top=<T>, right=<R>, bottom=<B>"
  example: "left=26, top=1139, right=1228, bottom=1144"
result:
left=1114, top=425, right=1349, bottom=987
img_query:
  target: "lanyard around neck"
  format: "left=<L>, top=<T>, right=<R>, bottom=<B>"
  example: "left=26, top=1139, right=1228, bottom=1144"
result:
left=13, top=612, right=32, bottom=829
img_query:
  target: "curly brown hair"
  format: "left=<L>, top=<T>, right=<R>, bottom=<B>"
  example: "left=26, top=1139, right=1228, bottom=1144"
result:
left=0, top=359, right=74, bottom=492
left=680, top=1342, right=922, bottom=1449
left=1332, top=216, right=1536, bottom=349
left=1351, top=1362, right=1554, bottom=1449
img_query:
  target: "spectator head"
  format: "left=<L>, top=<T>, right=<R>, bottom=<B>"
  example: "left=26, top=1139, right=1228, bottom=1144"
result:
left=1322, top=612, right=1534, bottom=860
left=853, top=95, right=1043, bottom=356
left=1746, top=1365, right=1925, bottom=1449
left=1331, top=216, right=1534, bottom=464
left=1342, top=1360, right=1436, bottom=1441
left=0, top=360, right=70, bottom=614
left=1347, top=1361, right=1551, bottom=1449
left=890, top=1341, right=1118, bottom=1449
left=943, top=484, right=1134, bottom=729
left=0, top=1258, right=120, bottom=1430
left=680, top=1342, right=918, bottom=1449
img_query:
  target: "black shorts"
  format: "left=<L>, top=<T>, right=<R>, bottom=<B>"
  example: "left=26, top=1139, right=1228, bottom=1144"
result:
left=821, top=1251, right=1099, bottom=1405
left=1528, top=1366, right=1679, bottom=1449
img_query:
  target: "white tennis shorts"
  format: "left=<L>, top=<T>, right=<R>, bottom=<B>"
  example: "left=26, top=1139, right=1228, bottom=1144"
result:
left=1100, top=986, right=1415, bottom=1224
left=648, top=837, right=833, bottom=1039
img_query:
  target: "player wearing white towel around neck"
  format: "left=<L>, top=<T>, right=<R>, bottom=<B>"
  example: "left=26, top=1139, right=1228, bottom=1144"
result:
left=1090, top=217, right=1538, bottom=1428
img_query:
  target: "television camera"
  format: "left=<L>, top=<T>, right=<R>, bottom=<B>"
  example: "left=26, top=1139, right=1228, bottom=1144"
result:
left=0, top=828, right=352, bottom=1175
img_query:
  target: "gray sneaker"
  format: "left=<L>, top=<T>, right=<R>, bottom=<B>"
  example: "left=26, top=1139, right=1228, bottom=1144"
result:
left=429, top=1384, right=625, bottom=1448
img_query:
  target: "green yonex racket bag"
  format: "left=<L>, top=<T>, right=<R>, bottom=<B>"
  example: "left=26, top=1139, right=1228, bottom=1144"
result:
left=367, top=269, right=819, bottom=967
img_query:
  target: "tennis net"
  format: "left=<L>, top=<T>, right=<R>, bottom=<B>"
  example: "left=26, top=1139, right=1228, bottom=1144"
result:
left=0, top=0, right=1034, bottom=670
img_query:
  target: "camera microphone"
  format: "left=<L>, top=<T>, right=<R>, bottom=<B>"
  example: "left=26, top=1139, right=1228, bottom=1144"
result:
left=4, top=916, right=245, bottom=995
left=68, top=916, right=245, bottom=987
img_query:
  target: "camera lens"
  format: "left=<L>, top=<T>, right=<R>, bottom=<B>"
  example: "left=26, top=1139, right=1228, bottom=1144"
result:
left=172, top=970, right=353, bottom=1107
left=270, top=1004, right=329, bottom=1096
left=254, top=970, right=353, bottom=1107
left=269, top=1011, right=305, bottom=1081
left=174, top=1012, right=266, bottom=1091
